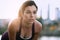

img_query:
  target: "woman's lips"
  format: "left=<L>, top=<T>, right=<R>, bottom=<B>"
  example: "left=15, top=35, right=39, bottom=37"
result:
left=29, top=19, right=34, bottom=21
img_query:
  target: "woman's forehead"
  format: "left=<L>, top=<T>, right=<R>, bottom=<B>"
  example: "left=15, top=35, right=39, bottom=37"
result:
left=24, top=5, right=37, bottom=11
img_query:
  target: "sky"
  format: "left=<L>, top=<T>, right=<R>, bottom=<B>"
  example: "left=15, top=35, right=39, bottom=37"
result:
left=0, top=0, right=26, bottom=20
left=0, top=0, right=60, bottom=20
left=34, top=0, right=60, bottom=20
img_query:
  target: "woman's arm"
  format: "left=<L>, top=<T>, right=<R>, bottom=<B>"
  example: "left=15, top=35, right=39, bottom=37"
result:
left=8, top=21, right=17, bottom=40
left=32, top=32, right=40, bottom=40
left=32, top=20, right=42, bottom=40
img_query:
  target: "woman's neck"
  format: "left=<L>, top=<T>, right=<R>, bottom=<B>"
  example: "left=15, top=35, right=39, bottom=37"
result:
left=22, top=19, right=33, bottom=29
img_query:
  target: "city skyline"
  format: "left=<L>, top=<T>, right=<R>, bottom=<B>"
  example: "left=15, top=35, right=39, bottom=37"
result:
left=0, top=0, right=60, bottom=20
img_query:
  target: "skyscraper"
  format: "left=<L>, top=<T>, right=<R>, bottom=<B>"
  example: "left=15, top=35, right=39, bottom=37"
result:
left=56, top=8, right=60, bottom=20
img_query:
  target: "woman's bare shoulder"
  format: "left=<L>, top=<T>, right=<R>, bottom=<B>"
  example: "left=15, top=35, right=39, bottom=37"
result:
left=35, top=20, right=42, bottom=27
left=8, top=18, right=21, bottom=32
left=34, top=20, right=42, bottom=33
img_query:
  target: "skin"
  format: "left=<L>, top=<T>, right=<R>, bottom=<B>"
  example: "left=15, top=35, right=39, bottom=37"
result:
left=8, top=5, right=42, bottom=40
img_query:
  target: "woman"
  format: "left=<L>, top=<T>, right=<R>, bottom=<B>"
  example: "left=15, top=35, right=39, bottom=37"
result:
left=1, top=0, right=42, bottom=40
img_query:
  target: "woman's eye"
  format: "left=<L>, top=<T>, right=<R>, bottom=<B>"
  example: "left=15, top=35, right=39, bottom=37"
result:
left=26, top=11, right=31, bottom=14
left=33, top=11, right=36, bottom=14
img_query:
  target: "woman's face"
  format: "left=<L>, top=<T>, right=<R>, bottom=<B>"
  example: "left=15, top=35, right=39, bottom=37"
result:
left=22, top=5, right=37, bottom=24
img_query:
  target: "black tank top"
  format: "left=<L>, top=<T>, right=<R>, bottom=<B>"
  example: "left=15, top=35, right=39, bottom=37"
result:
left=16, top=23, right=35, bottom=40
left=1, top=18, right=35, bottom=40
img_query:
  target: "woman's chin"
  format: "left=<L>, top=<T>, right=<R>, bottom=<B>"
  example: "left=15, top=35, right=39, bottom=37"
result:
left=28, top=21, right=34, bottom=24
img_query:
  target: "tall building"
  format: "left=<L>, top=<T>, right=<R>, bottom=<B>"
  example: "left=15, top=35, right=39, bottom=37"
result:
left=47, top=4, right=50, bottom=20
left=56, top=8, right=60, bottom=20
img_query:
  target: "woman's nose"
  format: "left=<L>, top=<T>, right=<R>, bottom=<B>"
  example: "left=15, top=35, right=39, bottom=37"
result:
left=30, top=13, right=34, bottom=17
